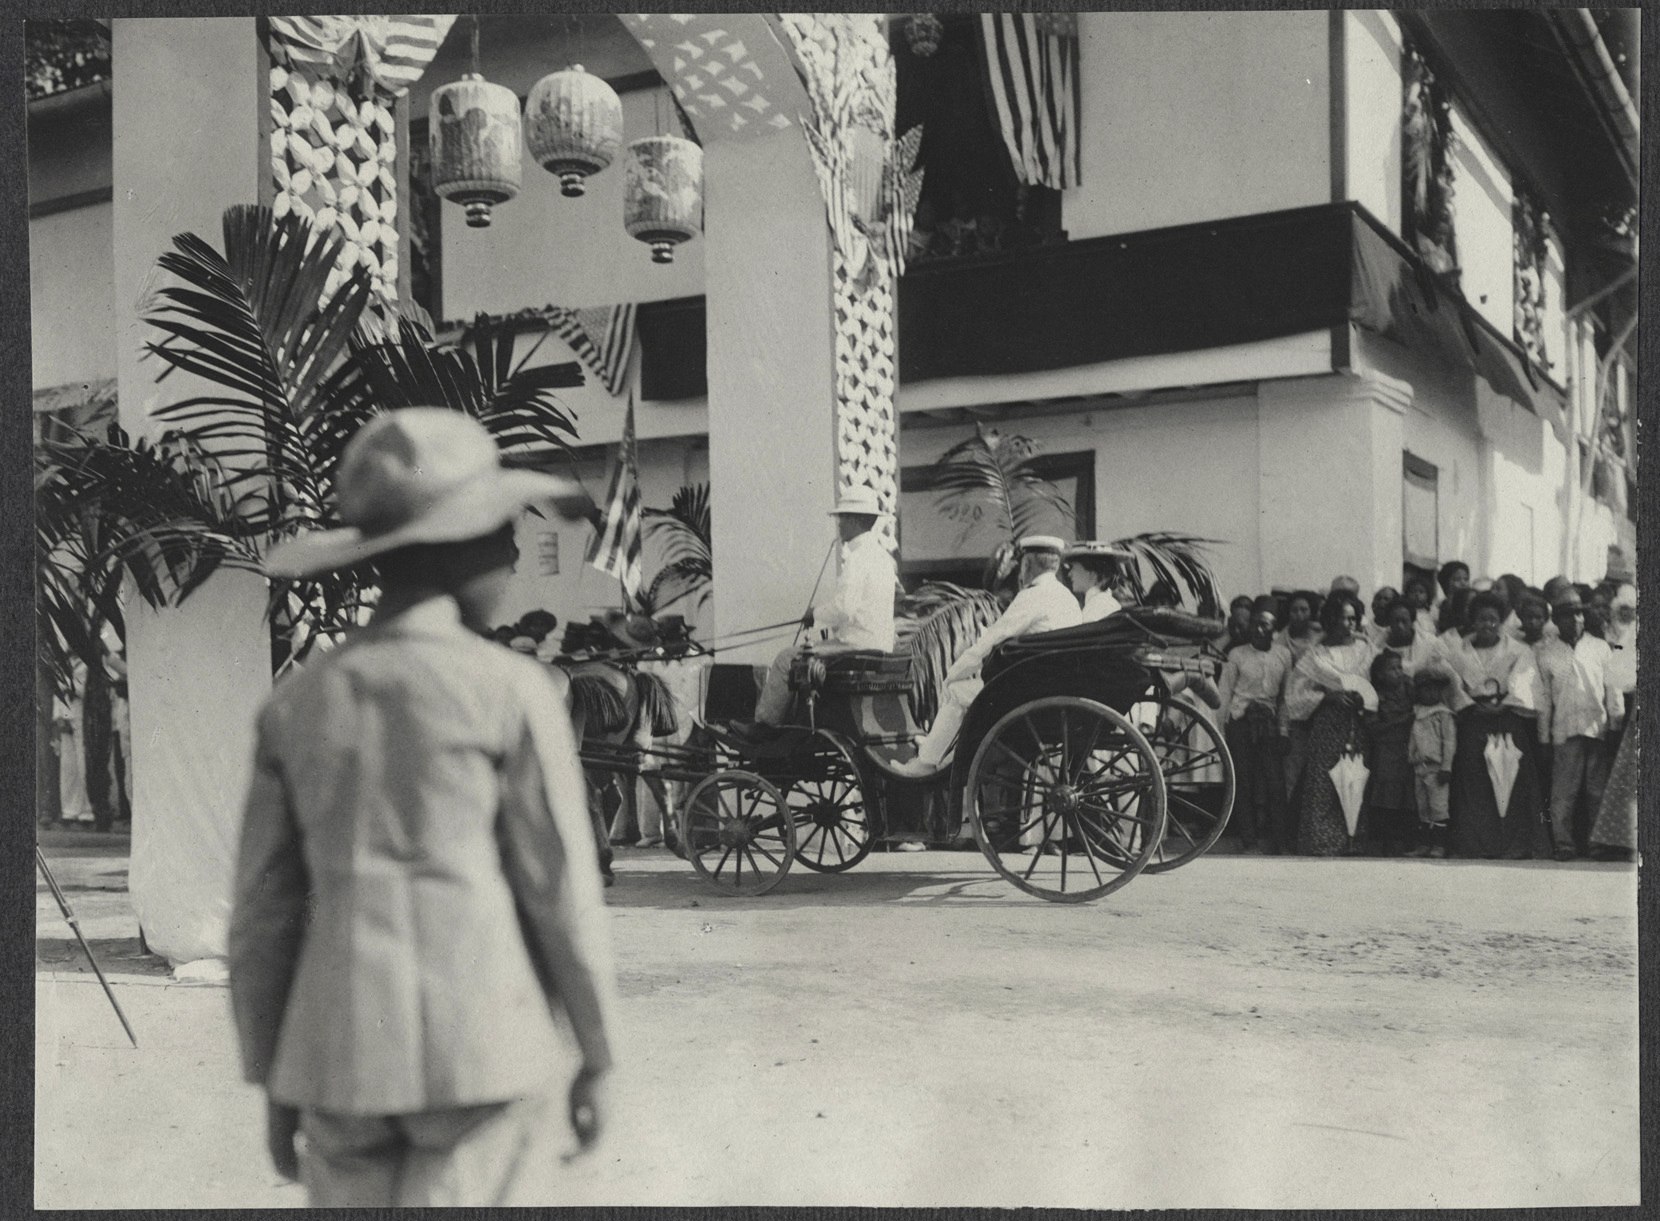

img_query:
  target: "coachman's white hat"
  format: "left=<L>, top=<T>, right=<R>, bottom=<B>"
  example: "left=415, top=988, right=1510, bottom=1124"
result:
left=264, top=408, right=589, bottom=579
left=1016, top=535, right=1066, bottom=555
left=828, top=488, right=888, bottom=517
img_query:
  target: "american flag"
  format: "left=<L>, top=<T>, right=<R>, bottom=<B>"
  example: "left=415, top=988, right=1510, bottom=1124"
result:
left=879, top=125, right=925, bottom=288
left=586, top=395, right=643, bottom=604
left=979, top=13, right=1081, bottom=190
left=266, top=15, right=456, bottom=97
left=550, top=304, right=637, bottom=397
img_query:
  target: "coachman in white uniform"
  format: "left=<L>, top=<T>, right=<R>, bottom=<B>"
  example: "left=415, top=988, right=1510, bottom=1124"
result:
left=754, top=489, right=898, bottom=725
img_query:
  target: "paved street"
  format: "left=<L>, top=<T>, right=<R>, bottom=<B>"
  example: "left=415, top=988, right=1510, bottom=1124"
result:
left=37, top=833, right=1639, bottom=1209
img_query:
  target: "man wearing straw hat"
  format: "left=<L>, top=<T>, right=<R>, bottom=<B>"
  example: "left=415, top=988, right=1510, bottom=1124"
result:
left=228, top=408, right=617, bottom=1206
left=754, top=487, right=898, bottom=725
left=1534, top=587, right=1625, bottom=861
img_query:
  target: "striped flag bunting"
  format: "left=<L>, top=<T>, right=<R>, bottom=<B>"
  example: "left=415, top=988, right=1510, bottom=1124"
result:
left=550, top=304, right=638, bottom=397
left=879, top=125, right=926, bottom=287
left=978, top=12, right=1081, bottom=190
left=586, top=395, right=644, bottom=604
left=267, top=15, right=456, bottom=97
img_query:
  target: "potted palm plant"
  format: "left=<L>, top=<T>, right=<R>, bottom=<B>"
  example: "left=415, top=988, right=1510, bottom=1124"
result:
left=65, top=203, right=587, bottom=671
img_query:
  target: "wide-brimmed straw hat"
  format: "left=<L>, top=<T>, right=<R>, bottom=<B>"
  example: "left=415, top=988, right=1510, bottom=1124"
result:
left=1064, top=540, right=1133, bottom=562
left=264, top=408, right=588, bottom=578
left=828, top=488, right=889, bottom=517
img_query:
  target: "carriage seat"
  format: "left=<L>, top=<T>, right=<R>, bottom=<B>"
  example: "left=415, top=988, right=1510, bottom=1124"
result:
left=788, top=650, right=914, bottom=695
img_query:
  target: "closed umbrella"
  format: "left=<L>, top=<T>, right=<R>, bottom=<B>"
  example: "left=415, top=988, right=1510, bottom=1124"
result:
left=1328, top=745, right=1370, bottom=839
left=1484, top=732, right=1523, bottom=818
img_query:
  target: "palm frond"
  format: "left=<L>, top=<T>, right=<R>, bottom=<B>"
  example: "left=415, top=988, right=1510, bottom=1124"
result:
left=1110, top=533, right=1225, bottom=618
left=932, top=424, right=1071, bottom=545
left=897, top=582, right=1002, bottom=728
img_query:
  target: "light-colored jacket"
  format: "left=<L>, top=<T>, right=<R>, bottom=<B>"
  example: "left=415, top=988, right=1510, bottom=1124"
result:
left=228, top=597, right=615, bottom=1115
left=815, top=530, right=899, bottom=652
left=946, top=571, right=1082, bottom=684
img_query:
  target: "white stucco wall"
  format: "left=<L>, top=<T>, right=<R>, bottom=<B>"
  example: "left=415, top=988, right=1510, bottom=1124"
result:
left=30, top=203, right=116, bottom=388
left=1345, top=10, right=1402, bottom=234
left=1354, top=330, right=1487, bottom=576
left=1449, top=104, right=1514, bottom=337
left=1065, top=10, right=1330, bottom=240
left=900, top=395, right=1265, bottom=604
left=499, top=437, right=712, bottom=637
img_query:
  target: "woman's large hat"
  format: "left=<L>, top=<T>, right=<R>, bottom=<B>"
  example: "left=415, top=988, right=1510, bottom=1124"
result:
left=265, top=408, right=590, bottom=578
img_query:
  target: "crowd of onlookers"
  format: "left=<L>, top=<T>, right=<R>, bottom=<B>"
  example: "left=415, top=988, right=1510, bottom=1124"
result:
left=1208, top=560, right=1638, bottom=863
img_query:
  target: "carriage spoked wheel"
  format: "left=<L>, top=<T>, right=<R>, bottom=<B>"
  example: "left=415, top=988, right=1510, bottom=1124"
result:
left=1131, top=696, right=1236, bottom=873
left=965, top=696, right=1168, bottom=903
left=781, top=734, right=874, bottom=874
left=679, top=770, right=797, bottom=896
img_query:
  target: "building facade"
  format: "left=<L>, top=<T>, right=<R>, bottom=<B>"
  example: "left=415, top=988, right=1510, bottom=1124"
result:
left=28, top=11, right=1640, bottom=962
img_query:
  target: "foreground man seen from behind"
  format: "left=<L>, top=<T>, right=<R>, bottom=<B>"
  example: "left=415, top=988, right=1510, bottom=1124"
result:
left=227, top=408, right=616, bottom=1207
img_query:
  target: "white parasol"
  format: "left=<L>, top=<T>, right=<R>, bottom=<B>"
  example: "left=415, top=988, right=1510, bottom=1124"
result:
left=1328, top=746, right=1370, bottom=839
left=1484, top=732, right=1523, bottom=818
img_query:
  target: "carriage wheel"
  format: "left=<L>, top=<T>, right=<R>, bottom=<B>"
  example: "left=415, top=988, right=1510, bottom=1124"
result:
left=965, top=696, right=1167, bottom=903
left=782, top=735, right=874, bottom=873
left=1131, top=696, right=1236, bottom=873
left=679, top=770, right=797, bottom=896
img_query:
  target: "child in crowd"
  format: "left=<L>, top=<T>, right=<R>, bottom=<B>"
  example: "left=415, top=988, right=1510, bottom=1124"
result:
left=1364, top=650, right=1416, bottom=855
left=1217, top=608, right=1293, bottom=853
left=1406, top=668, right=1458, bottom=858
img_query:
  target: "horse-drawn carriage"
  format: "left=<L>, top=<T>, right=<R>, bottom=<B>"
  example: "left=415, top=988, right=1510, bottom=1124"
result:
left=574, top=606, right=1236, bottom=904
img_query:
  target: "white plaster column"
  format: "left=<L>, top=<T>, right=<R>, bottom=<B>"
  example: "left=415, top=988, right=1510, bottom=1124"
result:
left=112, top=18, right=273, bottom=967
left=1257, top=370, right=1413, bottom=593
left=701, top=134, right=839, bottom=663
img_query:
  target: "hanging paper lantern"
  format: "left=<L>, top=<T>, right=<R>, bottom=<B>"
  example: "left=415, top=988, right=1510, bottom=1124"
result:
left=906, top=14, right=943, bottom=58
left=429, top=73, right=522, bottom=229
left=623, top=135, right=703, bottom=264
left=525, top=65, right=624, bottom=197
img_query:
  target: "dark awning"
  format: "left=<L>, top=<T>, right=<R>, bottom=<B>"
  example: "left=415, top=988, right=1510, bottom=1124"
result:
left=1347, top=208, right=1567, bottom=433
left=637, top=202, right=1568, bottom=428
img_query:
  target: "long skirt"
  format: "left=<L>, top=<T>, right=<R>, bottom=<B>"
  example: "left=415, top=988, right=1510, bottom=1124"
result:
left=1295, top=700, right=1364, bottom=856
left=1591, top=699, right=1638, bottom=852
left=1447, top=711, right=1547, bottom=859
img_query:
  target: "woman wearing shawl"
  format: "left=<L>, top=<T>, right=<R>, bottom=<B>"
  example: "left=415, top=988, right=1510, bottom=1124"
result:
left=1283, top=592, right=1376, bottom=855
left=1444, top=591, right=1547, bottom=859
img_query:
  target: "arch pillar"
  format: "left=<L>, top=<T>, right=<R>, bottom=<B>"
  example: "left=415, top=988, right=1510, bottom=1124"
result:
left=622, top=14, right=905, bottom=661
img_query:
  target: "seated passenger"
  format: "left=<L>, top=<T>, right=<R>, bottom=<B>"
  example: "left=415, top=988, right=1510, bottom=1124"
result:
left=1064, top=540, right=1135, bottom=622
left=754, top=489, right=896, bottom=725
left=890, top=536, right=1082, bottom=777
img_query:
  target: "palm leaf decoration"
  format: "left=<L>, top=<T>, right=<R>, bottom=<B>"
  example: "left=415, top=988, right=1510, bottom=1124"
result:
left=1111, top=532, right=1225, bottom=619
left=896, top=582, right=1003, bottom=729
left=639, top=482, right=713, bottom=615
left=931, top=424, right=1072, bottom=544
left=77, top=203, right=587, bottom=671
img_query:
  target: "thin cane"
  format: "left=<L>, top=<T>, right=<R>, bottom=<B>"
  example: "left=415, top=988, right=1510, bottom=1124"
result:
left=794, top=537, right=838, bottom=647
left=37, top=846, right=139, bottom=1048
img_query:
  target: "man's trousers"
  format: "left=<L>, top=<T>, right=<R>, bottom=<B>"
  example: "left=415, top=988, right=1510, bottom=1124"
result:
left=299, top=1094, right=555, bottom=1207
left=1548, top=735, right=1610, bottom=855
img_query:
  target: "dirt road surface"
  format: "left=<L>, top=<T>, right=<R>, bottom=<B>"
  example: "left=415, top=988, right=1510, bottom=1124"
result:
left=36, top=837, right=1639, bottom=1209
